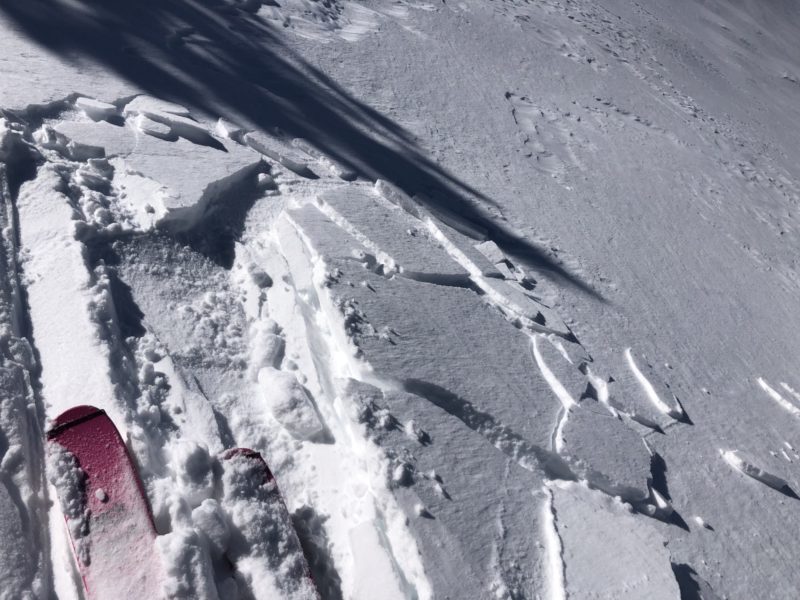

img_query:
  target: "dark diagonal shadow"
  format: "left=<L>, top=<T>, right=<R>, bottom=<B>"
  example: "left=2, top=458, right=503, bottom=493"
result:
left=0, top=0, right=605, bottom=300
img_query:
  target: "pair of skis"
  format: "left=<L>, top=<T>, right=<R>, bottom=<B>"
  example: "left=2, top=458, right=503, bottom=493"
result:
left=47, top=406, right=315, bottom=599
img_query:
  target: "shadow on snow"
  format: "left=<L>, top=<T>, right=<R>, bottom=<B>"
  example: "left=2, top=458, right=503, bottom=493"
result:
left=0, top=0, right=605, bottom=300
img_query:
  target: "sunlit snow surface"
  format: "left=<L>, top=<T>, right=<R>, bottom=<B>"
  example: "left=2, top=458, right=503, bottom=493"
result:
left=1, top=0, right=800, bottom=598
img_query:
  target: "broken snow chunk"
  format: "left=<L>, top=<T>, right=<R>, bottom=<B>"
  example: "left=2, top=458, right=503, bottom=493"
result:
left=475, top=240, right=506, bottom=264
left=74, top=159, right=113, bottom=192
left=481, top=279, right=559, bottom=324
left=319, top=186, right=471, bottom=281
left=392, top=461, right=414, bottom=487
left=66, top=139, right=105, bottom=161
left=75, top=96, right=119, bottom=121
left=244, top=131, right=312, bottom=175
left=124, top=97, right=218, bottom=146
left=374, top=179, right=422, bottom=218
left=257, top=171, right=276, bottom=190
left=414, top=503, right=433, bottom=518
left=113, top=134, right=264, bottom=231
left=624, top=349, right=686, bottom=421
left=134, top=114, right=174, bottom=140
left=559, top=404, right=650, bottom=502
left=174, top=442, right=217, bottom=508
left=722, top=450, right=797, bottom=495
left=415, top=192, right=488, bottom=241
left=293, top=137, right=358, bottom=180
left=140, top=361, right=156, bottom=385
left=650, top=487, right=673, bottom=516
left=215, top=117, right=248, bottom=142
left=404, top=420, right=430, bottom=444
left=250, top=320, right=285, bottom=375
left=693, top=515, right=712, bottom=530
left=415, top=210, right=502, bottom=278
left=257, top=367, right=327, bottom=441
left=94, top=488, right=109, bottom=503
left=153, top=113, right=218, bottom=146
left=248, top=263, right=273, bottom=288
left=123, top=95, right=192, bottom=118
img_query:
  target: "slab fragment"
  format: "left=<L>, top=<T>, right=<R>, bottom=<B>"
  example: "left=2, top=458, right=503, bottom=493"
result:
left=54, top=119, right=136, bottom=157
left=552, top=482, right=680, bottom=600
left=112, top=134, right=263, bottom=231
left=319, top=186, right=474, bottom=281
left=344, top=379, right=549, bottom=600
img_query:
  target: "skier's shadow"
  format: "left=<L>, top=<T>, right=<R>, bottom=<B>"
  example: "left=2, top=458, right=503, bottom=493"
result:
left=0, top=0, right=604, bottom=301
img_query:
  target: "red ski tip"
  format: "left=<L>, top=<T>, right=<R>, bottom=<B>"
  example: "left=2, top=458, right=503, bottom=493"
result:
left=46, top=405, right=105, bottom=438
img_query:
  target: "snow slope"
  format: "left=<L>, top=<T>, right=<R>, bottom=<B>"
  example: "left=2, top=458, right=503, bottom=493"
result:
left=0, top=0, right=800, bottom=598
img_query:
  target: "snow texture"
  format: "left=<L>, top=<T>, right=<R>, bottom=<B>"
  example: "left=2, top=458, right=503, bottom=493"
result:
left=1, top=0, right=800, bottom=598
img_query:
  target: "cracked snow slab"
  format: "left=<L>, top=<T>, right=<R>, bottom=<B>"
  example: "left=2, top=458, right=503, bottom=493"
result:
left=417, top=212, right=503, bottom=279
left=280, top=202, right=654, bottom=497
left=281, top=208, right=564, bottom=462
left=344, top=379, right=549, bottom=599
left=53, top=119, right=138, bottom=158
left=330, top=270, right=563, bottom=457
left=114, top=133, right=264, bottom=232
left=317, top=185, right=485, bottom=281
left=534, top=336, right=651, bottom=500
left=46, top=104, right=265, bottom=232
left=551, top=481, right=680, bottom=599
left=559, top=403, right=651, bottom=501
left=281, top=205, right=588, bottom=483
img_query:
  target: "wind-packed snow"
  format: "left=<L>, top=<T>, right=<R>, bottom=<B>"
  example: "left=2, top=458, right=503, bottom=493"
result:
left=1, top=0, right=800, bottom=598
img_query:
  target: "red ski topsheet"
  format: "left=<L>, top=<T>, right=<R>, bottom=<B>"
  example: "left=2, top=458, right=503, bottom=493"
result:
left=47, top=406, right=164, bottom=599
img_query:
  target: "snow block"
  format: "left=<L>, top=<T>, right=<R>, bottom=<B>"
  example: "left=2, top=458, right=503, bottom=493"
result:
left=257, top=367, right=327, bottom=442
left=115, top=134, right=264, bottom=232
left=75, top=97, right=119, bottom=121
left=244, top=131, right=312, bottom=175
left=343, top=379, right=551, bottom=599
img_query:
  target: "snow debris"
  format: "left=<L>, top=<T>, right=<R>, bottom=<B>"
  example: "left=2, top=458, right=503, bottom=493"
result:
left=192, top=499, right=231, bottom=560
left=249, top=319, right=284, bottom=377
left=403, top=419, right=430, bottom=444
left=173, top=442, right=217, bottom=509
left=46, top=445, right=90, bottom=566
left=244, top=131, right=311, bottom=175
left=215, top=118, right=247, bottom=142
left=257, top=366, right=327, bottom=441
left=5, top=0, right=800, bottom=596
left=391, top=461, right=414, bottom=487
left=156, top=526, right=219, bottom=600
